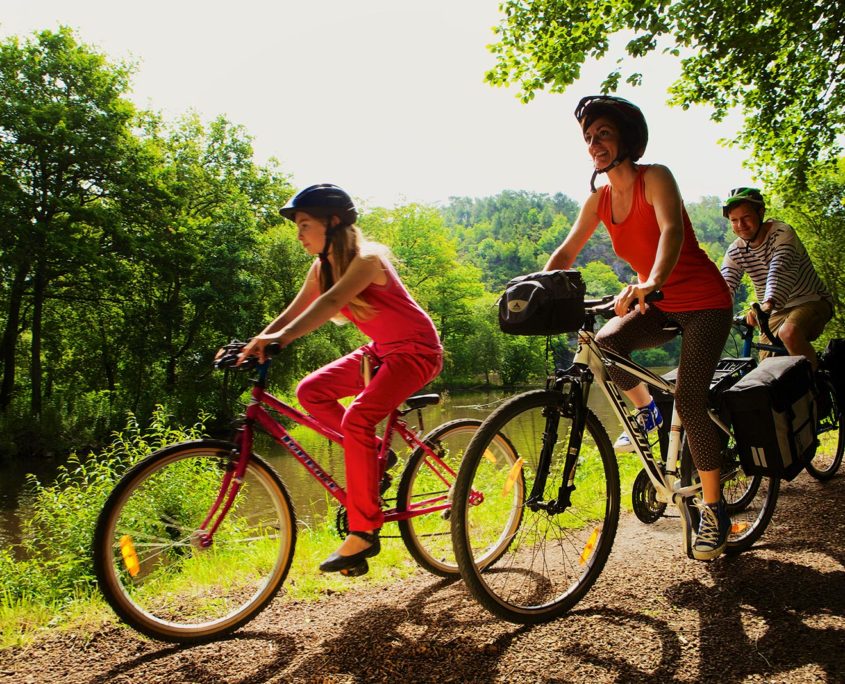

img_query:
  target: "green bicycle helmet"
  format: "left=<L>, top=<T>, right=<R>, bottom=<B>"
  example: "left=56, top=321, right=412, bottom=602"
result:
left=722, top=187, right=765, bottom=218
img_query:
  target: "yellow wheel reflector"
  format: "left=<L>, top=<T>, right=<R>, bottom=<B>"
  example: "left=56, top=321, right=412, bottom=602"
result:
left=503, top=457, right=524, bottom=495
left=119, top=534, right=140, bottom=577
left=483, top=449, right=498, bottom=463
left=731, top=522, right=749, bottom=535
left=579, top=527, right=600, bottom=565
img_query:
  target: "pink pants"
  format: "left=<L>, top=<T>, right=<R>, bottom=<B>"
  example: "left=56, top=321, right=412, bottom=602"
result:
left=296, top=346, right=442, bottom=531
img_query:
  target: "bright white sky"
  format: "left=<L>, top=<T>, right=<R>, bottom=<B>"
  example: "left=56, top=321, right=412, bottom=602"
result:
left=2, top=0, right=756, bottom=210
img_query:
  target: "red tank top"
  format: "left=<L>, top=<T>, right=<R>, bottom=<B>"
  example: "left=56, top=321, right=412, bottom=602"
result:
left=340, top=257, right=442, bottom=357
left=597, top=166, right=731, bottom=312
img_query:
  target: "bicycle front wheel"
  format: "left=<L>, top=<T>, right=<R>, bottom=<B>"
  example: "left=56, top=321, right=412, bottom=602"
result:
left=806, top=376, right=844, bottom=480
left=451, top=389, right=620, bottom=624
left=93, top=439, right=296, bottom=643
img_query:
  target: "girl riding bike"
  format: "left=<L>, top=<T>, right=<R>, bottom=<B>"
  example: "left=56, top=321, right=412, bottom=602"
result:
left=239, top=184, right=442, bottom=575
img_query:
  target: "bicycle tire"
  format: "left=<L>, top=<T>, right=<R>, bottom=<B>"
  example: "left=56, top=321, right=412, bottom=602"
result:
left=451, top=389, right=620, bottom=624
left=396, top=419, right=519, bottom=577
left=679, top=438, right=779, bottom=554
left=806, top=375, right=844, bottom=480
left=93, top=439, right=296, bottom=643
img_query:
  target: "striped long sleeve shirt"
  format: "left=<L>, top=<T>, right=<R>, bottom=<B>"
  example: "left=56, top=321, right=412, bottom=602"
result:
left=720, top=220, right=831, bottom=310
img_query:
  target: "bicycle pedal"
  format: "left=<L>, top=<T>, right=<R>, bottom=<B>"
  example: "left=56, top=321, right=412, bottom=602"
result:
left=340, top=560, right=369, bottom=577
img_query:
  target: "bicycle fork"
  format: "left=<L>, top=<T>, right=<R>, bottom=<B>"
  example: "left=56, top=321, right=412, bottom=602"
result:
left=194, top=427, right=252, bottom=549
left=527, top=379, right=587, bottom=514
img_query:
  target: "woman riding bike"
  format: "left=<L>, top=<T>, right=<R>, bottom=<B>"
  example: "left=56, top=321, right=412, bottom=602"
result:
left=544, top=95, right=733, bottom=560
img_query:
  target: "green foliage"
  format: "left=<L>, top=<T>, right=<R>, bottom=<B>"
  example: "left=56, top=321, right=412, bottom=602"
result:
left=580, top=261, right=623, bottom=297
left=0, top=408, right=206, bottom=609
left=774, top=159, right=845, bottom=342
left=486, top=0, right=845, bottom=189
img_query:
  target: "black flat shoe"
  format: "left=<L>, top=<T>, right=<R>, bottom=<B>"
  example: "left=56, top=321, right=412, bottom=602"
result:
left=319, top=530, right=381, bottom=574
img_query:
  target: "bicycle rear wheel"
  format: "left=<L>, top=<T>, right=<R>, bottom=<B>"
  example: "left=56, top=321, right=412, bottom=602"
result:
left=680, top=438, right=779, bottom=554
left=396, top=418, right=518, bottom=577
left=451, top=389, right=620, bottom=624
left=93, top=439, right=296, bottom=643
left=806, top=375, right=843, bottom=480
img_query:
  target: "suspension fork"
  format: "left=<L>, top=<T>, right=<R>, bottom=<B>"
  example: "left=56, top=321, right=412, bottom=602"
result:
left=527, top=374, right=588, bottom=513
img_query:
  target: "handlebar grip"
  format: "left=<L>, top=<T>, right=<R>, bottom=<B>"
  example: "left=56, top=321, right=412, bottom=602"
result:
left=752, top=302, right=776, bottom=342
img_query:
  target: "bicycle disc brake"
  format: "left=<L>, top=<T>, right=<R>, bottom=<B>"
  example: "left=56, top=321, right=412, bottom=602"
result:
left=632, top=468, right=666, bottom=524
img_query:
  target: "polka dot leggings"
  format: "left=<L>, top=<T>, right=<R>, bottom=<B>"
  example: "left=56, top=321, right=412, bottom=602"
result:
left=596, top=306, right=732, bottom=472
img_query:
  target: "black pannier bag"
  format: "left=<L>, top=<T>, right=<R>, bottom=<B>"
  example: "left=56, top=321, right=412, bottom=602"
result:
left=722, top=356, right=817, bottom=481
left=498, top=270, right=586, bottom=336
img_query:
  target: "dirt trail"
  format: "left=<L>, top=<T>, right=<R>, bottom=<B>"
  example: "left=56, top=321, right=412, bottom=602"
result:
left=1, top=472, right=843, bottom=684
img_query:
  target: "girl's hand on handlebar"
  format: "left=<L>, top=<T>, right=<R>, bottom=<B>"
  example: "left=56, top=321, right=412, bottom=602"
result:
left=236, top=332, right=289, bottom=365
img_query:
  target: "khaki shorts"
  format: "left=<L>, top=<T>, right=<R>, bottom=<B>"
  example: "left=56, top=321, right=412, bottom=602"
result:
left=759, top=299, right=832, bottom=357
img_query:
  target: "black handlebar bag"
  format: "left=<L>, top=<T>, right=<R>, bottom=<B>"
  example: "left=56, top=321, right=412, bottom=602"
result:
left=722, top=356, right=817, bottom=481
left=498, top=270, right=586, bottom=336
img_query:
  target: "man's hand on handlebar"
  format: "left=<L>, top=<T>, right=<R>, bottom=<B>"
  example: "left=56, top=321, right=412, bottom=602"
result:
left=745, top=301, right=772, bottom=329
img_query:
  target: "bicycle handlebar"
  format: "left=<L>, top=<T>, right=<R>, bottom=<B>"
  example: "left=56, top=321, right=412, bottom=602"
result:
left=751, top=302, right=778, bottom=343
left=214, top=339, right=282, bottom=370
left=585, top=290, right=664, bottom=318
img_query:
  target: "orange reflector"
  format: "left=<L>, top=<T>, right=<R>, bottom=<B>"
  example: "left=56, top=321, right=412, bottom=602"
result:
left=731, top=522, right=749, bottom=534
left=579, top=527, right=600, bottom=565
left=502, top=457, right=524, bottom=495
left=483, top=449, right=498, bottom=464
left=119, top=535, right=140, bottom=577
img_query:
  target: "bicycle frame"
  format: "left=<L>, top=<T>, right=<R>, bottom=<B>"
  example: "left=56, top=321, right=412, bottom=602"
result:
left=567, top=324, right=697, bottom=505
left=197, top=360, right=455, bottom=544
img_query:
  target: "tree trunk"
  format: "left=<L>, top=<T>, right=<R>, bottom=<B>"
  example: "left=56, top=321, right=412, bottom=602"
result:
left=30, top=263, right=47, bottom=416
left=0, top=261, right=30, bottom=411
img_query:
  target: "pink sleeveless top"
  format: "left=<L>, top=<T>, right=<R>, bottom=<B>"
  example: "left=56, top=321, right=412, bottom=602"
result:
left=597, top=166, right=731, bottom=312
left=340, top=258, right=442, bottom=357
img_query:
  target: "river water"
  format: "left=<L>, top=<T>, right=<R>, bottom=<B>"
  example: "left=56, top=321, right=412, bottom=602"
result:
left=0, top=387, right=630, bottom=551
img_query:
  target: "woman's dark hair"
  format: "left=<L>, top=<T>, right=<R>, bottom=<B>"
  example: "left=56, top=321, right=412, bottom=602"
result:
left=575, top=95, right=649, bottom=191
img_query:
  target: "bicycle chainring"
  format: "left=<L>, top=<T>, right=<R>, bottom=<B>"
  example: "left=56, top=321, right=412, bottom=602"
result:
left=632, top=468, right=667, bottom=524
left=334, top=506, right=349, bottom=539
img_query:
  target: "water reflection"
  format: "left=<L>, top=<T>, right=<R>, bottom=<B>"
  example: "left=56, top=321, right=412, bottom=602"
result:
left=0, top=386, right=630, bottom=549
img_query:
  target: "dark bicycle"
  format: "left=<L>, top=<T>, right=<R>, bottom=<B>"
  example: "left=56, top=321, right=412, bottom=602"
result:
left=735, top=304, right=843, bottom=481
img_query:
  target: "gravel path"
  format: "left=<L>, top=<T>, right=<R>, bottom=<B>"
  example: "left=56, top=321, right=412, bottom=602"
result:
left=1, top=472, right=843, bottom=684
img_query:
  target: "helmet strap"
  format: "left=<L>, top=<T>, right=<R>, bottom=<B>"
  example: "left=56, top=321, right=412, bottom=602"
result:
left=742, top=219, right=766, bottom=252
left=590, top=157, right=624, bottom=193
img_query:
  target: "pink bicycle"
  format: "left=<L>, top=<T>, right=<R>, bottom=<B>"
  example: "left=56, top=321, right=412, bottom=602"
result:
left=93, top=341, right=517, bottom=643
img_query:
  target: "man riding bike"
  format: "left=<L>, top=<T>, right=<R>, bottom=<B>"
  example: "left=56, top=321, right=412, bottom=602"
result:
left=720, top=187, right=833, bottom=370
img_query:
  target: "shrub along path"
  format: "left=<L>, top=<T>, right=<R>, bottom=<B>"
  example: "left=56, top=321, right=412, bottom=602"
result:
left=1, top=471, right=843, bottom=684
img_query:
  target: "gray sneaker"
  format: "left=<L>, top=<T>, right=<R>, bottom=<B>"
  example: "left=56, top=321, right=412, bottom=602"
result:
left=692, top=498, right=730, bottom=561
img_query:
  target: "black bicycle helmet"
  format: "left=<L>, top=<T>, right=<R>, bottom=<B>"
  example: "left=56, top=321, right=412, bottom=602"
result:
left=722, top=187, right=765, bottom=218
left=279, top=183, right=358, bottom=225
left=575, top=95, right=649, bottom=192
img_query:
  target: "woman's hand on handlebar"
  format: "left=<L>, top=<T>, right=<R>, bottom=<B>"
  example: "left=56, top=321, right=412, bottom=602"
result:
left=614, top=281, right=659, bottom=317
